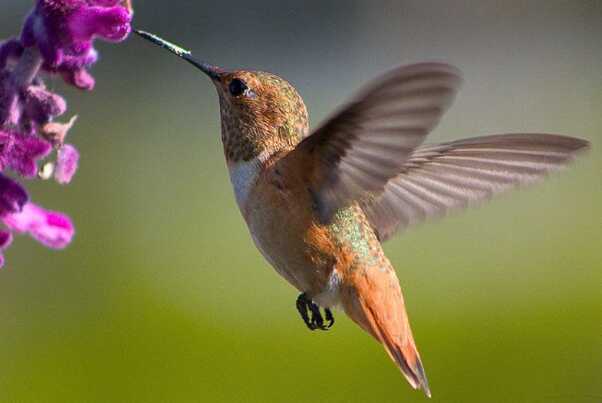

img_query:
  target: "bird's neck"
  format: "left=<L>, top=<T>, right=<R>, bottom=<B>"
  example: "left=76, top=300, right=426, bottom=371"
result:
left=219, top=100, right=307, bottom=164
left=220, top=121, right=304, bottom=165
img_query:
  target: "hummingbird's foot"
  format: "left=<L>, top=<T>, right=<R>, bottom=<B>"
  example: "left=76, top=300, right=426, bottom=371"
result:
left=296, top=293, right=335, bottom=331
left=324, top=307, right=335, bottom=328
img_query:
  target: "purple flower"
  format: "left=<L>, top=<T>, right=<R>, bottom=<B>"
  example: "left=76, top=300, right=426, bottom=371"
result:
left=0, top=0, right=132, bottom=268
left=3, top=202, right=74, bottom=249
left=0, top=174, right=28, bottom=216
left=0, top=130, right=52, bottom=177
left=21, top=0, right=132, bottom=90
left=55, top=144, right=79, bottom=184
left=24, top=85, right=67, bottom=124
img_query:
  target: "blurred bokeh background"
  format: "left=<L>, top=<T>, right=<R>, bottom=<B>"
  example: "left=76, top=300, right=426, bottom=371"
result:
left=1, top=1, right=601, bottom=402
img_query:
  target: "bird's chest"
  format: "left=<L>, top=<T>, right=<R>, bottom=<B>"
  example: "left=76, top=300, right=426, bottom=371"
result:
left=228, top=157, right=263, bottom=211
left=227, top=158, right=336, bottom=292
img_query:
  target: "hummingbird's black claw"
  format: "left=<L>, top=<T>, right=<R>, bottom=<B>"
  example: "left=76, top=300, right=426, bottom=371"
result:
left=296, top=293, right=335, bottom=331
left=324, top=308, right=335, bottom=329
left=308, top=301, right=325, bottom=329
left=296, top=293, right=316, bottom=330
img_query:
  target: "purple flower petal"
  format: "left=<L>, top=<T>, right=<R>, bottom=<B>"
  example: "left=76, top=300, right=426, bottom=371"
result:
left=0, top=231, right=12, bottom=249
left=94, top=0, right=123, bottom=7
left=2, top=132, right=52, bottom=178
left=60, top=67, right=95, bottom=90
left=59, top=48, right=99, bottom=70
left=0, top=130, right=10, bottom=167
left=55, top=144, right=79, bottom=184
left=0, top=173, right=28, bottom=216
left=0, top=130, right=51, bottom=176
left=24, top=85, right=67, bottom=124
left=69, top=5, right=132, bottom=43
left=3, top=202, right=74, bottom=249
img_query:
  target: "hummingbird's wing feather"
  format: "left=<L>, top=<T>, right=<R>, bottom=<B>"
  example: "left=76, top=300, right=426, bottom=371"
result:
left=362, top=133, right=589, bottom=241
left=290, top=63, right=462, bottom=222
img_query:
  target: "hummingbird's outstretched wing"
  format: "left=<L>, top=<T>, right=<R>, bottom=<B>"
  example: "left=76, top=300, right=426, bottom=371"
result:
left=361, top=133, right=589, bottom=241
left=290, top=63, right=462, bottom=222
left=287, top=63, right=588, bottom=237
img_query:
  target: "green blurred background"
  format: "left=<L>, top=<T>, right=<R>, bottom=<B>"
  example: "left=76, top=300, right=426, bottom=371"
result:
left=1, top=1, right=601, bottom=402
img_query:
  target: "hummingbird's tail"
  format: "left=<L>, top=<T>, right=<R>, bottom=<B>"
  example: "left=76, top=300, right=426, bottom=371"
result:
left=341, top=265, right=431, bottom=397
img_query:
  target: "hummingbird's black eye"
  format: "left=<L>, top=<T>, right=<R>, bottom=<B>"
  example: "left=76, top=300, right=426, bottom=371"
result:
left=229, top=79, right=248, bottom=97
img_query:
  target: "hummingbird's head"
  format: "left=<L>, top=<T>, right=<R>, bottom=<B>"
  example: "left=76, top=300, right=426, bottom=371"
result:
left=134, top=29, right=308, bottom=163
left=210, top=70, right=309, bottom=162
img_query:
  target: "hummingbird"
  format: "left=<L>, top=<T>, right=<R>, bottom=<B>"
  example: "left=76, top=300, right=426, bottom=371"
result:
left=135, top=30, right=589, bottom=397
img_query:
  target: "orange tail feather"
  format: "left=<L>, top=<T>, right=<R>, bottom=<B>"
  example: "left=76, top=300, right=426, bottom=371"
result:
left=342, top=268, right=431, bottom=397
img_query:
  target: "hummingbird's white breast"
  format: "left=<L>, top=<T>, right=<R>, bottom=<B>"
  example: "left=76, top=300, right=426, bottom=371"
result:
left=227, top=150, right=271, bottom=214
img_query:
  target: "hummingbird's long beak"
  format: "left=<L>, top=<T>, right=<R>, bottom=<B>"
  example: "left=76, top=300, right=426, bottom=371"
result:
left=134, top=29, right=223, bottom=80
